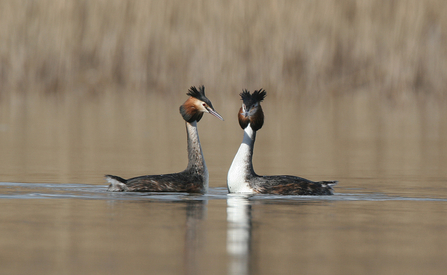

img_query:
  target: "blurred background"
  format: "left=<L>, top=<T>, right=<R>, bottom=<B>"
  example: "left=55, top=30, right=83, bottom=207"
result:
left=0, top=0, right=446, bottom=186
left=1, top=0, right=447, bottom=98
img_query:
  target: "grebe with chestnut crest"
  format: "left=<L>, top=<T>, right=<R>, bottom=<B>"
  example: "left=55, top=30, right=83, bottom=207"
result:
left=227, top=89, right=337, bottom=195
left=106, top=86, right=223, bottom=193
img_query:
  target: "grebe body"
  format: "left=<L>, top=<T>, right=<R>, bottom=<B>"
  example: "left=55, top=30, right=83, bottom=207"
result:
left=227, top=89, right=336, bottom=195
left=107, top=86, right=223, bottom=193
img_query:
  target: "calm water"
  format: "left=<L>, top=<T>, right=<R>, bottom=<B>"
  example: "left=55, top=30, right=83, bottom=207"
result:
left=0, top=93, right=446, bottom=275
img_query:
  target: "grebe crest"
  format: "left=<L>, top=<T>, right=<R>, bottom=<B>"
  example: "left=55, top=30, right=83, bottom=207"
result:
left=227, top=89, right=337, bottom=195
left=106, top=85, right=223, bottom=193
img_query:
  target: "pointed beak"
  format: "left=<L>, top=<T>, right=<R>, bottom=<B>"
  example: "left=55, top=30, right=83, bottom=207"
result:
left=206, top=107, right=224, bottom=121
left=242, top=109, right=250, bottom=118
left=241, top=105, right=249, bottom=117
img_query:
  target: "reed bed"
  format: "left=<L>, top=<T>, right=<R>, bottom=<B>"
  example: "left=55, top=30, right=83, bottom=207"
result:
left=0, top=0, right=446, bottom=100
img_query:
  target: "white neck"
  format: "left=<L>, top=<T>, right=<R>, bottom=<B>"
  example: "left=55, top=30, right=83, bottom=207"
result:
left=227, top=124, right=256, bottom=193
left=186, top=121, right=209, bottom=192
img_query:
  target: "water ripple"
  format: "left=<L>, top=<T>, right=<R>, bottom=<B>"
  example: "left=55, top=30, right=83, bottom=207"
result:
left=0, top=182, right=446, bottom=202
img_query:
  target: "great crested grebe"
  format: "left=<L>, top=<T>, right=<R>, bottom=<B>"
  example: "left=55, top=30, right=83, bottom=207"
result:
left=227, top=89, right=337, bottom=195
left=106, top=86, right=223, bottom=193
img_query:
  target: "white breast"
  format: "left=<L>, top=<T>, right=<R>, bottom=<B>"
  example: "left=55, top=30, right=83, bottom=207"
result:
left=227, top=126, right=256, bottom=194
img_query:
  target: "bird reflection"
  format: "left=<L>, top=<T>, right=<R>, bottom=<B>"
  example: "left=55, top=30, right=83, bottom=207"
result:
left=105, top=197, right=207, bottom=274
left=226, top=194, right=254, bottom=275
left=184, top=199, right=207, bottom=275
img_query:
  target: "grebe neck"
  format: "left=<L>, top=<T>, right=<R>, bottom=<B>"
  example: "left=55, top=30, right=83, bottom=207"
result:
left=186, top=121, right=209, bottom=188
left=240, top=125, right=256, bottom=174
left=227, top=124, right=256, bottom=193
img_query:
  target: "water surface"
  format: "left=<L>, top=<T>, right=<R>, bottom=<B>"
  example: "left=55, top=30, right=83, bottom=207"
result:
left=0, top=93, right=446, bottom=274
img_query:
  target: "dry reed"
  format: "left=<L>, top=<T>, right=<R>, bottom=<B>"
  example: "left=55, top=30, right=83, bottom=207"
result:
left=0, top=0, right=446, bottom=99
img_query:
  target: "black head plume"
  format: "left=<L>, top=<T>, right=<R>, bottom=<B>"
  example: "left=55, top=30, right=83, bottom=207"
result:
left=186, top=86, right=215, bottom=110
left=240, top=88, right=266, bottom=107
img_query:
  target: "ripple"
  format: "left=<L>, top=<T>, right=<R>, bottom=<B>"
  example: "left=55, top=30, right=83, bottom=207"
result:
left=0, top=182, right=446, bottom=202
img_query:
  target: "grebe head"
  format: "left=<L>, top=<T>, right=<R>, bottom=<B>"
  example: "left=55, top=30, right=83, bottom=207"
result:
left=180, top=86, right=224, bottom=122
left=238, top=89, right=266, bottom=131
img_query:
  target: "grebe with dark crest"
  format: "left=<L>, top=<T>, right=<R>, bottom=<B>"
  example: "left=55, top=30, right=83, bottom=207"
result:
left=227, top=89, right=337, bottom=195
left=106, top=86, right=224, bottom=193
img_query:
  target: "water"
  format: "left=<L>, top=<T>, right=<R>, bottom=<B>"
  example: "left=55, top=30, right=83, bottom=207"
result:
left=0, top=93, right=446, bottom=274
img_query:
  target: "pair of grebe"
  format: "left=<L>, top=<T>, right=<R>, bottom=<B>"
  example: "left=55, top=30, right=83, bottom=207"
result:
left=106, top=86, right=336, bottom=195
